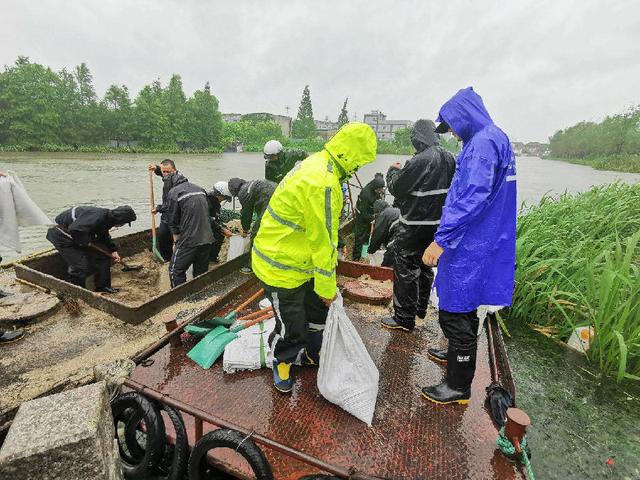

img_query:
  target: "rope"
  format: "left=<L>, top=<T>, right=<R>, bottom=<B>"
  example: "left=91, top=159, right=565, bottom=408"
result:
left=497, top=427, right=536, bottom=480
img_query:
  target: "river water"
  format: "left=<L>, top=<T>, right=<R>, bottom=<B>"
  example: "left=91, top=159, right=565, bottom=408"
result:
left=1, top=152, right=639, bottom=262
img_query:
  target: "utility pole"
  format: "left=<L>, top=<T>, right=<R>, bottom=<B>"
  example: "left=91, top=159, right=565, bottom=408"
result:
left=285, top=105, right=290, bottom=116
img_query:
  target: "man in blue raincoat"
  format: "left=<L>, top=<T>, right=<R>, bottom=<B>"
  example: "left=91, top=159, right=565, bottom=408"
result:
left=421, top=87, right=517, bottom=405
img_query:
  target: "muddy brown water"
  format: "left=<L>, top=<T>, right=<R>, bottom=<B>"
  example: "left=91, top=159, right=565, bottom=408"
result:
left=1, top=152, right=639, bottom=262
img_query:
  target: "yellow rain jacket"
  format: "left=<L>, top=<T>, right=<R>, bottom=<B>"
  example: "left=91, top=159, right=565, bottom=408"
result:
left=252, top=122, right=377, bottom=298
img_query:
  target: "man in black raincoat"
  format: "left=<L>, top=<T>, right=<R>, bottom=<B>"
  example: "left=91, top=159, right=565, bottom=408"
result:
left=148, top=160, right=188, bottom=262
left=166, top=179, right=214, bottom=287
left=352, top=173, right=385, bottom=261
left=367, top=199, right=400, bottom=267
left=46, top=205, right=137, bottom=292
left=206, top=183, right=233, bottom=263
left=228, top=178, right=277, bottom=241
left=382, top=119, right=456, bottom=331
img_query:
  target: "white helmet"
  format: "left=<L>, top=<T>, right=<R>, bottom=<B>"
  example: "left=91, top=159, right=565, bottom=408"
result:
left=213, top=181, right=231, bottom=199
left=263, top=139, right=283, bottom=156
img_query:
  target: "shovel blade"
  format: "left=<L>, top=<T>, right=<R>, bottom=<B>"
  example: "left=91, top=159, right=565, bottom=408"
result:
left=187, top=328, right=238, bottom=369
left=122, top=264, right=143, bottom=272
left=201, top=311, right=236, bottom=327
left=184, top=324, right=213, bottom=336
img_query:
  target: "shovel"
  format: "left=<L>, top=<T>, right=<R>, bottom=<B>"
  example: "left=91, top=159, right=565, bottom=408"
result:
left=90, top=243, right=143, bottom=272
left=200, top=289, right=265, bottom=328
left=485, top=313, right=514, bottom=427
left=188, top=311, right=274, bottom=369
left=185, top=306, right=273, bottom=336
left=148, top=170, right=164, bottom=262
left=55, top=227, right=143, bottom=271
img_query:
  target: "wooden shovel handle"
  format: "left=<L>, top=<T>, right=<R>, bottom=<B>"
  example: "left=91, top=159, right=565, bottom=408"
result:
left=238, top=306, right=273, bottom=321
left=232, top=289, right=265, bottom=314
left=240, top=312, right=274, bottom=330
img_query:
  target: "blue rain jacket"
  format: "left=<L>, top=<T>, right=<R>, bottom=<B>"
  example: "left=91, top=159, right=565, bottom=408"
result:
left=434, top=87, right=517, bottom=313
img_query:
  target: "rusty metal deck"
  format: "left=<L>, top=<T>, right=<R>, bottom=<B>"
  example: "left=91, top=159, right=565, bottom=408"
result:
left=129, top=290, right=524, bottom=479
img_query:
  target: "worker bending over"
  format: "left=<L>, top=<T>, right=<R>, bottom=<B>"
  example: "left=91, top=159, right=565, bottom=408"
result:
left=46, top=205, right=137, bottom=292
left=383, top=119, right=456, bottom=331
left=421, top=87, right=517, bottom=405
left=252, top=123, right=377, bottom=393
left=207, top=182, right=233, bottom=263
left=227, top=178, right=277, bottom=241
left=352, top=173, right=385, bottom=261
left=367, top=199, right=400, bottom=267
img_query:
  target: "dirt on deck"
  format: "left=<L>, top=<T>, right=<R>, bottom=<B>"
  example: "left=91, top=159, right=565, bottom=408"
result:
left=0, top=265, right=248, bottom=423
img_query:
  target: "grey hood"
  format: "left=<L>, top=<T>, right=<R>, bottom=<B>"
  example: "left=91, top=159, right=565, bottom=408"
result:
left=411, top=119, right=439, bottom=152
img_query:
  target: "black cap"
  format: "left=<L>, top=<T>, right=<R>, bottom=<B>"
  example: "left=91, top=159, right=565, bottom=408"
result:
left=434, top=121, right=450, bottom=134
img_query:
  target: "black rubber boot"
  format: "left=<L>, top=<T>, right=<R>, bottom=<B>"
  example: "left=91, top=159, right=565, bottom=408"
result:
left=381, top=317, right=414, bottom=332
left=421, top=346, right=476, bottom=405
left=98, top=286, right=120, bottom=294
left=427, top=348, right=448, bottom=364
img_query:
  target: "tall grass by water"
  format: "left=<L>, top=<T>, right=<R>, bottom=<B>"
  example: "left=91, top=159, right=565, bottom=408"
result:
left=510, top=183, right=640, bottom=381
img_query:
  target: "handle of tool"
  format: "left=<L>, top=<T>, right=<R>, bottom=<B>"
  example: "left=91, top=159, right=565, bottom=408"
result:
left=237, top=306, right=273, bottom=321
left=232, top=289, right=265, bottom=315
left=15, top=278, right=52, bottom=294
left=149, top=170, right=158, bottom=239
left=486, top=313, right=499, bottom=382
left=238, top=312, right=273, bottom=330
left=88, top=242, right=134, bottom=269
left=353, top=172, right=364, bottom=189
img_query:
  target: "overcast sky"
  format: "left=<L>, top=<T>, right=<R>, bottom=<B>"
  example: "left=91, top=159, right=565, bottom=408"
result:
left=1, top=0, right=639, bottom=142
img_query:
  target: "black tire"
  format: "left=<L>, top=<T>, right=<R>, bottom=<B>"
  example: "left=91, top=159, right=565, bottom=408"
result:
left=111, top=392, right=166, bottom=479
left=188, top=428, right=273, bottom=480
left=154, top=404, right=188, bottom=480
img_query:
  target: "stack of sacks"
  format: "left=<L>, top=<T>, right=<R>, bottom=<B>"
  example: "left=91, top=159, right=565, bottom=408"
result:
left=223, top=317, right=276, bottom=373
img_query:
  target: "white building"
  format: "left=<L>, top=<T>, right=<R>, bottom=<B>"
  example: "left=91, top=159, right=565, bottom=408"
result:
left=363, top=111, right=413, bottom=141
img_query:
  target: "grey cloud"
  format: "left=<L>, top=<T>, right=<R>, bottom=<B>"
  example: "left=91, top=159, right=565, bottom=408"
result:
left=1, top=0, right=639, bottom=142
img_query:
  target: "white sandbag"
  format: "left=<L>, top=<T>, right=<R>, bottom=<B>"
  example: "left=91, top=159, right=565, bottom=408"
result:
left=317, top=293, right=379, bottom=426
left=368, top=250, right=385, bottom=266
left=0, top=174, right=51, bottom=252
left=226, top=235, right=251, bottom=261
left=223, top=318, right=275, bottom=373
left=258, top=297, right=272, bottom=310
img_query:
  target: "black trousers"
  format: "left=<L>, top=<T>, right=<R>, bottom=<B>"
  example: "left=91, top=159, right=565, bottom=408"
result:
left=46, top=228, right=112, bottom=289
left=263, top=280, right=328, bottom=364
left=157, top=221, right=173, bottom=262
left=209, top=225, right=226, bottom=262
left=439, top=309, right=479, bottom=389
left=392, top=224, right=436, bottom=326
left=353, top=214, right=372, bottom=260
left=381, top=245, right=395, bottom=268
left=169, top=243, right=211, bottom=287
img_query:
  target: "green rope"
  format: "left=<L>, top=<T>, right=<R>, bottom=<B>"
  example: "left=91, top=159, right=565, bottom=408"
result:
left=497, top=427, right=536, bottom=480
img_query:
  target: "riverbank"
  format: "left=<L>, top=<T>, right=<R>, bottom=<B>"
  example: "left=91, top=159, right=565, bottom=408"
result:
left=510, top=183, right=640, bottom=381
left=549, top=154, right=640, bottom=174
left=505, top=320, right=640, bottom=479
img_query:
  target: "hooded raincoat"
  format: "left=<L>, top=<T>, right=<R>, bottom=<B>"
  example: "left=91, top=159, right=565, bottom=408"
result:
left=252, top=122, right=377, bottom=299
left=434, top=87, right=517, bottom=312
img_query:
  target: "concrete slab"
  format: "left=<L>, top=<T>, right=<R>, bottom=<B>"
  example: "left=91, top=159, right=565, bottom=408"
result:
left=0, top=382, right=122, bottom=480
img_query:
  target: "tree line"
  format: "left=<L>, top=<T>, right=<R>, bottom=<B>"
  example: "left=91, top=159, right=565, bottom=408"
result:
left=549, top=106, right=640, bottom=158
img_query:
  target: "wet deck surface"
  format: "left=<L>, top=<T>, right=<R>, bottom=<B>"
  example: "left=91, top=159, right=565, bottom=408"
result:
left=0, top=268, right=247, bottom=421
left=131, top=301, right=524, bottom=479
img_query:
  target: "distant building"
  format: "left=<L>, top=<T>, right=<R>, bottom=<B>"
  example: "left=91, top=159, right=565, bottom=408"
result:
left=315, top=119, right=339, bottom=140
left=511, top=141, right=550, bottom=157
left=222, top=112, right=292, bottom=138
left=363, top=110, right=413, bottom=141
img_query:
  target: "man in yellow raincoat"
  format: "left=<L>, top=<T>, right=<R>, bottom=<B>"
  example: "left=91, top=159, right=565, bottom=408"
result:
left=252, top=122, right=377, bottom=393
